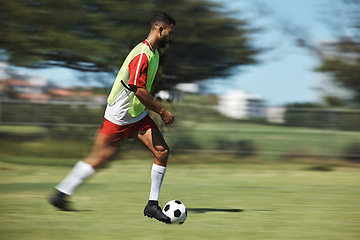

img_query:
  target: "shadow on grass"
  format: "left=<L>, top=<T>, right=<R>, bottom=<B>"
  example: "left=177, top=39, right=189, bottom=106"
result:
left=66, top=209, right=94, bottom=212
left=188, top=208, right=276, bottom=214
left=188, top=208, right=244, bottom=214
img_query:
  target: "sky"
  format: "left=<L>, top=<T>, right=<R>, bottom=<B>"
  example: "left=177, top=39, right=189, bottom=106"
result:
left=13, top=0, right=335, bottom=106
left=206, top=0, right=335, bottom=106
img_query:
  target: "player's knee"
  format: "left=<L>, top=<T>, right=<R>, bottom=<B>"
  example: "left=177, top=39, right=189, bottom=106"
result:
left=98, top=156, right=108, bottom=165
left=156, top=145, right=170, bottom=162
left=163, top=146, right=170, bottom=159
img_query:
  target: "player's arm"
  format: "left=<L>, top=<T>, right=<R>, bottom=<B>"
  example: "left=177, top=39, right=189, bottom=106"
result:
left=128, top=52, right=174, bottom=125
left=133, top=87, right=174, bottom=126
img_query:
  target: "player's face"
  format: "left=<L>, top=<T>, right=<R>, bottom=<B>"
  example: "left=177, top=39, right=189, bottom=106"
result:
left=159, top=24, right=174, bottom=48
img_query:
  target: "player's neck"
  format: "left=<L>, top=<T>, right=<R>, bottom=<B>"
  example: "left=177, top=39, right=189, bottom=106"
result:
left=146, top=34, right=158, bottom=51
left=145, top=39, right=155, bottom=53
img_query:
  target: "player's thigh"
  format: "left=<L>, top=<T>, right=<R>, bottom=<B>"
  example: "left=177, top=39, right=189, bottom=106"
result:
left=134, top=128, right=169, bottom=154
left=87, top=133, right=117, bottom=165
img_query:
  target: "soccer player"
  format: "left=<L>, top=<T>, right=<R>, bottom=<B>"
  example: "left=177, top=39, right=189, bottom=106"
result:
left=50, top=12, right=176, bottom=224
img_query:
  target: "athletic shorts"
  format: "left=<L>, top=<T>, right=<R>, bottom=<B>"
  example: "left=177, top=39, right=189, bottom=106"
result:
left=99, top=115, right=158, bottom=144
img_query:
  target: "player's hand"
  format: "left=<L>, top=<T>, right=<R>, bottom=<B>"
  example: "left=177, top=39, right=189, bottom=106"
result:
left=160, top=110, right=175, bottom=126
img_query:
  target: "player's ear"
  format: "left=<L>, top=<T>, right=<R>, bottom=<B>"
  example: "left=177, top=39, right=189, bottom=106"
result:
left=159, top=26, right=164, bottom=36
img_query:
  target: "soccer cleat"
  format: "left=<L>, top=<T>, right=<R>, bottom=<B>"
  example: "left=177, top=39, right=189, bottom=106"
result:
left=144, top=202, right=171, bottom=224
left=49, top=190, right=75, bottom=211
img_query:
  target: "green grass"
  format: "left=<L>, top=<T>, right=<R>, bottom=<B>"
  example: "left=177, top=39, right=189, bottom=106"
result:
left=1, top=158, right=359, bottom=240
left=0, top=125, right=48, bottom=134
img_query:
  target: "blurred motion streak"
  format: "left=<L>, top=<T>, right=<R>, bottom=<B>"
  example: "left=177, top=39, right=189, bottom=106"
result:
left=0, top=95, right=360, bottom=162
left=1, top=0, right=360, bottom=164
left=0, top=0, right=259, bottom=92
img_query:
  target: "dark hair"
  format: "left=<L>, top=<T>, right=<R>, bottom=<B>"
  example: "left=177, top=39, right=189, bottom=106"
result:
left=150, top=12, right=176, bottom=27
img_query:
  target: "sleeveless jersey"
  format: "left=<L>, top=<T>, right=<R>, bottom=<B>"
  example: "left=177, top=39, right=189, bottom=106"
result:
left=104, top=41, right=159, bottom=125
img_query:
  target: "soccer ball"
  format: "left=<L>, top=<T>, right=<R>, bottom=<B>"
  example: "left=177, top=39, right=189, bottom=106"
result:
left=162, top=200, right=187, bottom=224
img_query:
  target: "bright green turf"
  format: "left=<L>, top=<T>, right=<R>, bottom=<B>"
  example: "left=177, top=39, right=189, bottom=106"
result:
left=0, top=159, right=359, bottom=240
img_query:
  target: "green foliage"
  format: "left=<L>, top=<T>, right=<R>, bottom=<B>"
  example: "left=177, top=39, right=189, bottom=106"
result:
left=0, top=0, right=259, bottom=88
left=318, top=50, right=360, bottom=105
left=291, top=1, right=360, bottom=106
left=168, top=130, right=203, bottom=154
left=2, top=100, right=360, bottom=162
left=343, top=142, right=360, bottom=163
left=284, top=103, right=360, bottom=131
left=323, top=95, right=347, bottom=107
left=1, top=102, right=104, bottom=125
left=315, top=1, right=360, bottom=105
left=216, top=139, right=258, bottom=157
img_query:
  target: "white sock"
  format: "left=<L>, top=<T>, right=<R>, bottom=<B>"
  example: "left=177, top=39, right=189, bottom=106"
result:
left=149, top=163, right=166, bottom=201
left=55, top=161, right=95, bottom=196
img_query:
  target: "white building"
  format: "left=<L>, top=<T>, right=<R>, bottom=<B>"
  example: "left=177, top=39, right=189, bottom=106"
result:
left=218, top=90, right=265, bottom=119
left=175, top=83, right=199, bottom=94
left=266, top=107, right=285, bottom=124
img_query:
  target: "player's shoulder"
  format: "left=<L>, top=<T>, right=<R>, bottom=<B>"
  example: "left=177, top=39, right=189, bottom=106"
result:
left=130, top=53, right=149, bottom=67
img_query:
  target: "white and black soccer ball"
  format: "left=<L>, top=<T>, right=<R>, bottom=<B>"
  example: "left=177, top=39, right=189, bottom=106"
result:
left=162, top=200, right=187, bottom=224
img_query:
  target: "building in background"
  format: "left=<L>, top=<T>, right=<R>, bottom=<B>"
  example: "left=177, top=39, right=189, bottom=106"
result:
left=0, top=62, right=108, bottom=103
left=266, top=106, right=285, bottom=124
left=0, top=78, right=49, bottom=102
left=218, top=90, right=265, bottom=119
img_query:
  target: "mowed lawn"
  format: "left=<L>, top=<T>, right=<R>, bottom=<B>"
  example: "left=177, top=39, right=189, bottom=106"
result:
left=0, top=159, right=359, bottom=240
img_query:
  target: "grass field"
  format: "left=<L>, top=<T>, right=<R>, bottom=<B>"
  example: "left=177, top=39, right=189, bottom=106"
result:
left=1, top=158, right=359, bottom=240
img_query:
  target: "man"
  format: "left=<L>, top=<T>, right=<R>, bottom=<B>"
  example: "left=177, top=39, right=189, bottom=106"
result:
left=50, top=12, right=176, bottom=224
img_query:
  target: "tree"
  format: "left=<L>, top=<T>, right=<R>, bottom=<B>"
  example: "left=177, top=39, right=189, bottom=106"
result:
left=0, top=0, right=259, bottom=90
left=290, top=0, right=360, bottom=106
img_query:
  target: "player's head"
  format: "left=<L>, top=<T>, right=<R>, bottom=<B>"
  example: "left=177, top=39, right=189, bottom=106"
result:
left=150, top=12, right=176, bottom=48
left=150, top=12, right=176, bottom=27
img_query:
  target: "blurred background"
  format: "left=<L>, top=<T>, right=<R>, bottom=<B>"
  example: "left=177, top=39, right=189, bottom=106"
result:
left=1, top=0, right=360, bottom=165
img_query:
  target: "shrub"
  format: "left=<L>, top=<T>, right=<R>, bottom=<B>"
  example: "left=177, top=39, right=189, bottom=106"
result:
left=216, top=139, right=257, bottom=157
left=343, top=142, right=360, bottom=163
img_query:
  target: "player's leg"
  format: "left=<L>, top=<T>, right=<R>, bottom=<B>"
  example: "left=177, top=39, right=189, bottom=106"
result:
left=50, top=133, right=117, bottom=211
left=135, top=127, right=170, bottom=201
left=135, top=127, right=170, bottom=166
left=83, top=133, right=118, bottom=169
left=133, top=127, right=171, bottom=223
